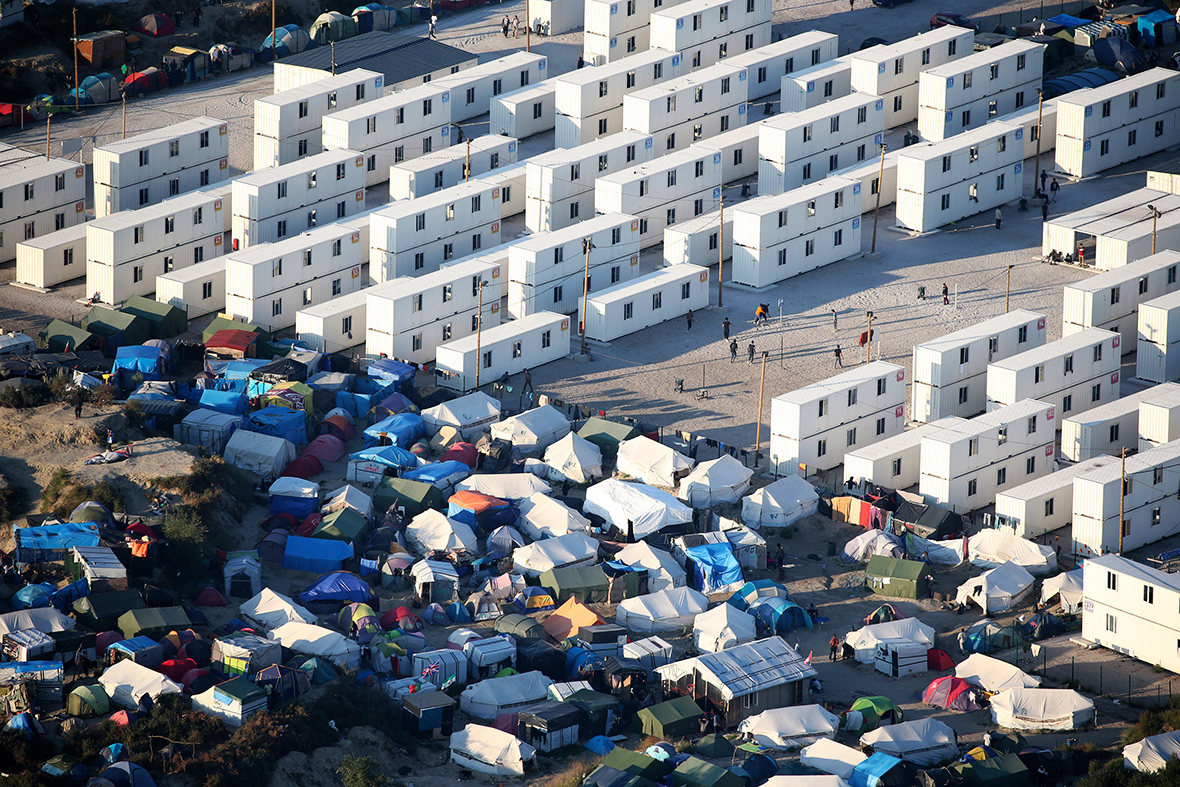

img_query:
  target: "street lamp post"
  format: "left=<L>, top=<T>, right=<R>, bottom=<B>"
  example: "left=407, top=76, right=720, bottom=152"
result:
left=579, top=238, right=594, bottom=356
left=717, top=190, right=724, bottom=308
left=870, top=143, right=887, bottom=254
left=1032, top=88, right=1044, bottom=197
left=1149, top=204, right=1163, bottom=255
left=474, top=279, right=488, bottom=389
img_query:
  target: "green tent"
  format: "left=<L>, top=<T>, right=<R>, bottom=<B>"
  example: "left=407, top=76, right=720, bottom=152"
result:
left=986, top=732, right=1027, bottom=755
left=313, top=508, right=369, bottom=543
left=74, top=590, right=145, bottom=631
left=121, top=295, right=187, bottom=338
left=865, top=555, right=928, bottom=599
left=66, top=684, right=110, bottom=717
left=585, top=765, right=659, bottom=787
left=373, top=476, right=444, bottom=517
left=39, top=319, right=98, bottom=352
left=202, top=315, right=270, bottom=344
left=117, top=606, right=191, bottom=639
left=495, top=613, right=550, bottom=642
left=953, top=753, right=1029, bottom=787
left=81, top=306, right=151, bottom=348
left=539, top=565, right=609, bottom=604
left=672, top=757, right=745, bottom=787
left=693, top=734, right=734, bottom=759
left=599, top=748, right=675, bottom=782
left=211, top=675, right=268, bottom=706
left=637, top=695, right=704, bottom=739
left=577, top=417, right=641, bottom=458
left=847, top=696, right=903, bottom=733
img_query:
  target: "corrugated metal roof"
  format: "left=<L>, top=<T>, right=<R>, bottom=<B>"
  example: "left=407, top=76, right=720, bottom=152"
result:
left=1142, top=288, right=1180, bottom=312
left=988, top=328, right=1116, bottom=370
left=996, top=455, right=1118, bottom=501
left=657, top=636, right=817, bottom=700
left=256, top=68, right=382, bottom=109
left=440, top=311, right=564, bottom=353
left=276, top=32, right=474, bottom=87
left=1142, top=384, right=1180, bottom=410
left=923, top=399, right=1051, bottom=443
left=921, top=38, right=1044, bottom=79
left=1058, top=67, right=1177, bottom=107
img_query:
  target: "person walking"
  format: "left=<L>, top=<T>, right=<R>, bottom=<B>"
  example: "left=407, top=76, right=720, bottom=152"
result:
left=829, top=635, right=840, bottom=661
left=523, top=368, right=533, bottom=393
left=429, top=15, right=438, bottom=38
left=834, top=344, right=842, bottom=368
left=729, top=338, right=738, bottom=362
left=831, top=309, right=838, bottom=332
left=1040, top=169, right=1048, bottom=194
left=73, top=392, right=83, bottom=419
left=942, top=283, right=949, bottom=305
left=995, top=206, right=1003, bottom=230
left=502, top=14, right=510, bottom=36
left=512, top=15, right=520, bottom=37
left=747, top=341, right=756, bottom=364
left=174, top=8, right=184, bottom=26
left=1042, top=200, right=1049, bottom=222
left=686, top=310, right=694, bottom=332
left=722, top=317, right=731, bottom=340
left=193, top=7, right=201, bottom=25
left=1050, top=178, right=1060, bottom=202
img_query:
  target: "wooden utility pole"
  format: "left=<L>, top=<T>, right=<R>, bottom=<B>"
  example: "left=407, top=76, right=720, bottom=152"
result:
left=475, top=280, right=486, bottom=389
left=1118, top=447, right=1126, bottom=554
left=1005, top=265, right=1013, bottom=313
left=465, top=138, right=471, bottom=182
left=754, top=350, right=768, bottom=468
left=1150, top=205, right=1162, bottom=255
left=870, top=143, right=887, bottom=254
left=579, top=238, right=593, bottom=356
left=717, top=192, right=724, bottom=308
left=865, top=311, right=874, bottom=364
left=526, top=0, right=531, bottom=52
left=45, top=114, right=51, bottom=160
left=331, top=41, right=336, bottom=75
left=271, top=0, right=278, bottom=61
left=1032, top=88, right=1044, bottom=196
left=73, top=9, right=79, bottom=113
left=122, top=92, right=127, bottom=139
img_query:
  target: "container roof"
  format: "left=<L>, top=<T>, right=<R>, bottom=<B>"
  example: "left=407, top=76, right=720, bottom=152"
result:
left=626, top=61, right=747, bottom=102
left=988, top=328, right=1117, bottom=371
left=95, top=116, right=223, bottom=156
left=513, top=213, right=631, bottom=252
left=1062, top=382, right=1180, bottom=426
left=996, top=454, right=1118, bottom=501
left=1057, top=66, right=1177, bottom=107
left=275, top=31, right=474, bottom=89
left=922, top=38, right=1045, bottom=78
left=233, top=148, right=359, bottom=188
left=914, top=310, right=1043, bottom=354
left=845, top=417, right=964, bottom=462
left=773, top=361, right=903, bottom=407
left=587, top=265, right=707, bottom=306
left=255, top=68, right=382, bottom=108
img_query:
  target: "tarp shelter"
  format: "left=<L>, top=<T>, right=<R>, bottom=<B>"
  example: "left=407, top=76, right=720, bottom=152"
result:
left=638, top=695, right=705, bottom=739
left=968, top=530, right=1056, bottom=575
left=269, top=477, right=320, bottom=520
left=347, top=444, right=420, bottom=485
left=13, top=522, right=99, bottom=564
left=98, top=659, right=182, bottom=709
left=741, top=476, right=819, bottom=529
left=860, top=718, right=958, bottom=767
left=449, top=724, right=537, bottom=776
left=373, top=476, right=444, bottom=518
left=541, top=597, right=603, bottom=641
left=368, top=357, right=416, bottom=388
left=423, top=391, right=501, bottom=438
left=107, top=637, right=162, bottom=669
left=205, top=329, right=259, bottom=358
left=616, top=587, right=708, bottom=633
left=990, top=688, right=1094, bottom=731
left=246, top=406, right=307, bottom=446
left=616, top=436, right=694, bottom=488
left=683, top=543, right=744, bottom=594
left=673, top=757, right=745, bottom=787
left=544, top=432, right=604, bottom=483
left=409, top=559, right=460, bottom=603
left=39, top=320, right=98, bottom=353
left=87, top=763, right=158, bottom=787
left=491, top=405, right=570, bottom=455
left=269, top=622, right=361, bottom=670
left=456, top=473, right=550, bottom=502
left=309, top=10, right=358, bottom=42
left=83, top=306, right=151, bottom=350
left=616, top=542, right=686, bottom=593
left=223, top=430, right=296, bottom=480
left=255, top=663, right=312, bottom=702
left=1138, top=10, right=1177, bottom=47
left=314, top=507, right=369, bottom=543
left=583, top=479, right=692, bottom=539
left=448, top=490, right=514, bottom=529
left=406, top=510, right=479, bottom=555
left=678, top=455, right=753, bottom=507
left=519, top=700, right=582, bottom=752
left=513, top=531, right=599, bottom=577
left=599, top=748, right=674, bottom=782
left=849, top=753, right=906, bottom=787
left=67, top=684, right=110, bottom=717
left=368, top=391, right=417, bottom=420
left=122, top=295, right=186, bottom=338
left=1040, top=569, right=1083, bottom=613
left=578, top=417, right=641, bottom=458
left=1124, top=730, right=1180, bottom=772
left=955, top=653, right=1040, bottom=692
left=865, top=556, right=927, bottom=599
left=845, top=619, right=934, bottom=664
left=199, top=389, right=250, bottom=417
left=955, top=562, right=1034, bottom=614
left=222, top=556, right=262, bottom=600
left=497, top=613, right=553, bottom=643
left=460, top=669, right=553, bottom=719
left=738, top=705, right=841, bottom=750
left=519, top=493, right=589, bottom=540
left=74, top=590, right=145, bottom=631
left=323, top=484, right=373, bottom=519
left=299, top=571, right=376, bottom=611
left=539, top=566, right=609, bottom=605
left=265, top=381, right=316, bottom=416
left=213, top=631, right=281, bottom=676
left=180, top=409, right=242, bottom=452
left=464, top=635, right=517, bottom=676
left=801, top=739, right=868, bottom=780
left=363, top=413, right=428, bottom=449
left=118, top=607, right=190, bottom=639
left=191, top=676, right=267, bottom=726
left=402, top=460, right=470, bottom=492
left=693, top=603, right=756, bottom=653
left=1090, top=36, right=1147, bottom=73
left=843, top=531, right=903, bottom=564
left=282, top=535, right=353, bottom=573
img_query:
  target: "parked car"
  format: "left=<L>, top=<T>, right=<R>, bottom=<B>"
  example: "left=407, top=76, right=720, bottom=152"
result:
left=871, top=0, right=913, bottom=7
left=930, top=12, right=980, bottom=31
left=860, top=37, right=890, bottom=49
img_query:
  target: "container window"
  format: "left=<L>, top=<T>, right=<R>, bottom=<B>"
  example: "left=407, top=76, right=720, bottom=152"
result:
left=512, top=341, right=522, bottom=359
left=272, top=299, right=282, bottom=317
left=169, top=140, right=179, bottom=158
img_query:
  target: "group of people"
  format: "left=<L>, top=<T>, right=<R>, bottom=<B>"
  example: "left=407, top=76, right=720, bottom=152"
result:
left=501, top=14, right=522, bottom=37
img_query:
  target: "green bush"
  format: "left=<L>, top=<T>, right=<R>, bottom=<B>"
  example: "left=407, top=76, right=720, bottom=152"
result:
left=40, top=469, right=124, bottom=519
left=0, top=383, right=48, bottom=409
left=162, top=506, right=210, bottom=583
left=151, top=457, right=255, bottom=517
left=338, top=755, right=390, bottom=787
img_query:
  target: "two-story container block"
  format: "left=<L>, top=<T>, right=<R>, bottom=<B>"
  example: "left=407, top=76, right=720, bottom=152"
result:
left=986, top=328, right=1122, bottom=418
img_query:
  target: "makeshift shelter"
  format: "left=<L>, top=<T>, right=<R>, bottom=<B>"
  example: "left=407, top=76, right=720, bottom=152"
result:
left=107, top=637, right=164, bottom=668
left=121, top=295, right=185, bottom=338
left=373, top=476, right=444, bottom=518
left=83, top=306, right=151, bottom=350
left=368, top=357, right=416, bottom=387
left=313, top=508, right=369, bottom=544
left=39, top=320, right=98, bottom=353
left=282, top=535, right=353, bottom=573
left=402, top=460, right=470, bottom=492
left=1040, top=569, right=1083, bottom=613
left=368, top=391, right=417, bottom=421
left=541, top=597, right=603, bottom=641
left=693, top=603, right=756, bottom=653
left=678, top=455, right=753, bottom=507
left=583, top=479, right=693, bottom=539
left=738, top=705, right=841, bottom=750
left=544, top=432, right=604, bottom=483
left=616, top=436, right=694, bottom=488
left=298, top=571, right=375, bottom=612
left=205, top=329, right=259, bottom=358
left=497, top=613, right=553, bottom=643
left=423, top=392, right=501, bottom=438
left=724, top=525, right=766, bottom=570
left=466, top=592, right=500, bottom=621
left=464, top=635, right=518, bottom=679
left=860, top=718, right=958, bottom=767
left=264, top=380, right=316, bottom=416
left=990, top=688, right=1094, bottom=731
left=336, top=602, right=382, bottom=644
left=616, top=541, right=686, bottom=593
left=955, top=562, right=1034, bottom=614
left=179, top=409, right=242, bottom=453
left=801, top=739, right=867, bottom=780
left=191, top=677, right=267, bottom=726
left=843, top=531, right=903, bottom=564
left=347, top=445, right=419, bottom=486
left=616, top=587, right=708, bottom=633
left=741, top=475, right=819, bottom=529
left=519, top=493, right=589, bottom=540
left=406, top=510, right=479, bottom=555
left=845, top=619, right=934, bottom=664
left=403, top=690, right=455, bottom=740
left=1124, top=730, right=1180, bottom=773
left=269, top=477, right=321, bottom=520
left=269, top=622, right=361, bottom=670
left=212, top=631, right=281, bottom=676
left=460, top=670, right=553, bottom=719
left=922, top=676, right=979, bottom=711
left=301, top=435, right=346, bottom=465
left=490, top=405, right=570, bottom=455
left=540, top=565, right=609, bottom=605
left=637, top=695, right=704, bottom=739
left=518, top=700, right=582, bottom=752
left=362, top=413, right=427, bottom=450
left=322, top=484, right=373, bottom=519
left=449, top=724, right=537, bottom=776
left=673, top=757, right=745, bottom=787
left=511, top=586, right=557, bottom=613
left=577, top=417, right=641, bottom=458
left=67, top=684, right=110, bottom=717
left=409, top=559, right=460, bottom=603
left=1090, top=36, right=1146, bottom=73
left=623, top=637, right=675, bottom=678
left=968, top=530, right=1056, bottom=575
left=599, top=748, right=674, bottom=782
left=223, top=430, right=296, bottom=480
left=513, top=531, right=599, bottom=577
left=246, top=406, right=307, bottom=446
left=955, top=653, right=1040, bottom=693
left=448, top=490, right=514, bottom=529
left=261, top=24, right=313, bottom=57
left=118, top=607, right=189, bottom=640
left=98, top=659, right=182, bottom=709
left=849, top=753, right=907, bottom=787
left=457, top=474, right=550, bottom=503
left=255, top=663, right=311, bottom=702
left=865, top=556, right=928, bottom=599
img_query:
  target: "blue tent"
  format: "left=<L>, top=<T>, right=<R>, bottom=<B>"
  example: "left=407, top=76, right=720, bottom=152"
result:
left=53, top=578, right=89, bottom=612
left=402, top=460, right=469, bottom=489
left=1047, top=13, right=1088, bottom=28
left=299, top=571, right=376, bottom=611
left=850, top=753, right=905, bottom=787
left=89, top=762, right=158, bottom=787
left=749, top=596, right=812, bottom=635
left=246, top=406, right=308, bottom=446
left=736, top=753, right=777, bottom=785
left=335, top=377, right=398, bottom=419
left=282, top=535, right=353, bottom=573
left=261, top=24, right=314, bottom=57
left=14, top=582, right=55, bottom=609
left=362, top=413, right=427, bottom=449
left=683, top=543, right=743, bottom=594
left=113, top=345, right=165, bottom=377
left=446, top=600, right=472, bottom=623
left=1042, top=67, right=1119, bottom=99
left=368, top=358, right=416, bottom=390
left=1139, top=10, right=1177, bottom=48
left=223, top=359, right=270, bottom=379
left=726, top=579, right=788, bottom=612
left=349, top=445, right=420, bottom=473
left=565, top=646, right=603, bottom=678
left=1092, top=37, right=1147, bottom=74
left=199, top=389, right=249, bottom=416
left=13, top=522, right=99, bottom=564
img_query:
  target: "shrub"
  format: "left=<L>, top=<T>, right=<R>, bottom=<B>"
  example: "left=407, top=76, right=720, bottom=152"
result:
left=151, top=457, right=255, bottom=516
left=162, top=506, right=210, bottom=583
left=338, top=755, right=390, bottom=787
left=40, top=469, right=124, bottom=518
left=0, top=383, right=47, bottom=409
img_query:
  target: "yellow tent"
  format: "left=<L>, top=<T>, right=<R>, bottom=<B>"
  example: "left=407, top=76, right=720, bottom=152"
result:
left=542, top=596, right=603, bottom=641
left=264, top=381, right=315, bottom=417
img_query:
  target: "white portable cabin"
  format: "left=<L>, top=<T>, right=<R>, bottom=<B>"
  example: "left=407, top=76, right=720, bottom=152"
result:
left=730, top=177, right=862, bottom=289
left=525, top=131, right=655, bottom=233
left=1138, top=290, right=1180, bottom=384
left=912, top=310, right=1047, bottom=422
left=553, top=50, right=684, bottom=149
left=507, top=212, right=640, bottom=318
left=1082, top=554, right=1180, bottom=675
left=14, top=221, right=87, bottom=289
left=663, top=208, right=731, bottom=267
left=0, top=146, right=86, bottom=267
left=757, top=93, right=885, bottom=195
left=435, top=52, right=548, bottom=124
left=622, top=62, right=749, bottom=155
left=365, top=254, right=504, bottom=364
left=224, top=222, right=365, bottom=332
left=917, top=40, right=1044, bottom=143
left=321, top=82, right=453, bottom=187
left=155, top=257, right=227, bottom=319
left=86, top=183, right=230, bottom=306
left=895, top=121, right=1024, bottom=234
left=472, top=161, right=527, bottom=220
left=1040, top=187, right=1180, bottom=272
left=649, top=0, right=771, bottom=72
left=1063, top=250, right=1180, bottom=351
left=918, top=398, right=1056, bottom=512
left=1060, top=383, right=1180, bottom=461
left=1139, top=385, right=1180, bottom=450
left=595, top=146, right=724, bottom=249
left=726, top=30, right=839, bottom=102
left=369, top=181, right=501, bottom=282
left=849, top=26, right=974, bottom=129
left=92, top=117, right=229, bottom=219
left=389, top=135, right=518, bottom=200
left=435, top=312, right=569, bottom=392
left=697, top=120, right=764, bottom=183
left=1073, top=440, right=1180, bottom=557
left=843, top=417, right=965, bottom=491
left=782, top=59, right=852, bottom=113
left=830, top=148, right=901, bottom=212
left=230, top=148, right=365, bottom=249
left=1055, top=68, right=1180, bottom=178
left=769, top=361, right=907, bottom=477
left=489, top=80, right=557, bottom=139
left=582, top=0, right=692, bottom=65
left=580, top=265, right=710, bottom=343
left=531, top=0, right=583, bottom=36
left=253, top=69, right=383, bottom=169
left=295, top=287, right=367, bottom=353
left=994, top=97, right=1059, bottom=160
left=994, top=455, right=1118, bottom=539
left=986, top=328, right=1121, bottom=416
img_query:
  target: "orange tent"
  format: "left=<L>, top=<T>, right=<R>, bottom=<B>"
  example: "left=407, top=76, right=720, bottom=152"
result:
left=541, top=596, right=603, bottom=641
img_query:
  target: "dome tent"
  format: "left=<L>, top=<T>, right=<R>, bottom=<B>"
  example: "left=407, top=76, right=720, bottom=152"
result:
left=844, top=695, right=902, bottom=734
left=922, top=676, right=979, bottom=711
left=261, top=24, right=313, bottom=57
left=310, top=11, right=359, bottom=43
left=133, top=13, right=174, bottom=37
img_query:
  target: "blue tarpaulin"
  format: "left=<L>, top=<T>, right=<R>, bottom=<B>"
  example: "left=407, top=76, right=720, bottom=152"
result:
left=224, top=359, right=270, bottom=379
left=368, top=358, right=416, bottom=390
left=362, top=413, right=427, bottom=449
left=282, top=535, right=353, bottom=573
left=1047, top=13, right=1088, bottom=28
left=112, top=345, right=164, bottom=376
left=14, top=583, right=55, bottom=609
left=14, top=522, right=100, bottom=564
left=1139, top=10, right=1177, bottom=48
left=348, top=445, right=420, bottom=473
left=402, top=460, right=469, bottom=489
left=246, top=406, right=308, bottom=446
left=684, top=543, right=744, bottom=594
left=52, top=578, right=89, bottom=612
left=199, top=389, right=250, bottom=416
left=335, top=378, right=398, bottom=420
left=850, top=753, right=904, bottom=787
left=299, top=571, right=376, bottom=610
left=749, top=596, right=812, bottom=635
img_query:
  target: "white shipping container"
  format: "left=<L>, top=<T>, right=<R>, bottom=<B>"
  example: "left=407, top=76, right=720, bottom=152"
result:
left=622, top=62, right=749, bottom=154
left=436, top=311, right=570, bottom=392
left=844, top=416, right=965, bottom=490
left=472, top=161, right=526, bottom=219
left=532, top=0, right=583, bottom=35
left=696, top=120, right=763, bottom=183
left=389, top=135, right=518, bottom=200
left=830, top=148, right=900, bottom=213
left=580, top=265, right=710, bottom=342
left=582, top=0, right=692, bottom=65
left=273, top=52, right=478, bottom=95
left=994, top=455, right=1118, bottom=539
left=1138, top=289, right=1180, bottom=384
left=1072, top=439, right=1180, bottom=557
left=782, top=59, right=852, bottom=113
left=15, top=221, right=88, bottom=289
left=986, top=328, right=1122, bottom=416
left=1062, top=250, right=1180, bottom=351
left=296, top=287, right=368, bottom=353
left=434, top=52, right=548, bottom=124
left=156, top=257, right=227, bottom=319
left=649, top=0, right=771, bottom=71
left=663, top=208, right=731, bottom=268
left=727, top=31, right=840, bottom=103
left=1060, top=382, right=1180, bottom=462
left=490, top=80, right=557, bottom=139
left=994, top=97, right=1059, bottom=161
left=1139, top=384, right=1180, bottom=449
left=849, top=27, right=974, bottom=128
left=0, top=148, right=87, bottom=265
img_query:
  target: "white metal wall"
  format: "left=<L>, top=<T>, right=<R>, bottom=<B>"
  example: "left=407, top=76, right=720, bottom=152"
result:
left=649, top=0, right=771, bottom=71
left=1137, top=290, right=1180, bottom=384
left=1072, top=442, right=1180, bottom=557
left=986, top=328, right=1122, bottom=418
left=1139, top=386, right=1180, bottom=449
left=1063, top=250, right=1180, bottom=352
left=583, top=0, right=692, bottom=65
left=1082, top=557, right=1180, bottom=674
left=434, top=53, right=548, bottom=124
left=14, top=221, right=88, bottom=289
left=156, top=257, right=227, bottom=319
left=844, top=416, right=964, bottom=490
left=622, top=62, right=749, bottom=154
left=782, top=59, right=852, bottom=113
left=436, top=311, right=569, bottom=392
left=490, top=81, right=557, bottom=140
left=472, top=161, right=527, bottom=219
left=581, top=264, right=710, bottom=342
left=663, top=208, right=731, bottom=267
left=994, top=98, right=1059, bottom=160
left=390, top=135, right=518, bottom=200
left=994, top=455, right=1117, bottom=539
left=1060, top=383, right=1180, bottom=462
left=295, top=287, right=368, bottom=353
left=727, top=31, right=839, bottom=103
left=0, top=156, right=87, bottom=265
left=533, top=0, right=583, bottom=35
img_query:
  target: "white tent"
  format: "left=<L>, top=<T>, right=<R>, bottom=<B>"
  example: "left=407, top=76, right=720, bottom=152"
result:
left=616, top=587, right=708, bottom=633
left=268, top=622, right=362, bottom=670
left=456, top=473, right=551, bottom=501
left=422, top=391, right=501, bottom=438
left=906, top=533, right=966, bottom=565
left=616, top=436, right=694, bottom=487
left=459, top=670, right=553, bottom=719
left=179, top=409, right=242, bottom=453
left=410, top=559, right=461, bottom=602
left=677, top=455, right=754, bottom=507
left=98, top=659, right=182, bottom=709
left=512, top=531, right=599, bottom=577
left=738, top=705, right=842, bottom=750
left=741, top=475, right=819, bottom=529
left=615, top=541, right=686, bottom=593
left=954, top=653, right=1042, bottom=693
left=406, top=510, right=480, bottom=555
left=968, top=529, right=1057, bottom=575
left=990, top=688, right=1094, bottom=731
left=726, top=526, right=767, bottom=570
left=693, top=603, right=757, bottom=653
left=842, top=531, right=903, bottom=564
left=1041, top=569, right=1084, bottom=613
left=583, top=479, right=692, bottom=539
left=489, top=405, right=570, bottom=455
left=800, top=739, right=867, bottom=780
left=322, top=485, right=374, bottom=520
left=268, top=476, right=320, bottom=504
left=860, top=718, right=958, bottom=767
left=955, top=561, right=1034, bottom=614
left=543, top=432, right=603, bottom=483
left=450, top=725, right=537, bottom=777
left=238, top=588, right=317, bottom=631
left=0, top=608, right=76, bottom=637
left=223, top=556, right=262, bottom=599
left=1124, top=731, right=1180, bottom=772
left=518, top=493, right=589, bottom=540
left=845, top=618, right=935, bottom=664
left=223, top=430, right=297, bottom=480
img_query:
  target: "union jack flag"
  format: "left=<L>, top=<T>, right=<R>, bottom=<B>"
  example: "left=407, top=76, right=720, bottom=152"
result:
left=421, top=660, right=441, bottom=679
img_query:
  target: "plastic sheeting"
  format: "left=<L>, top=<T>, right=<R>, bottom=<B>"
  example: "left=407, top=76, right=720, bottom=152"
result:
left=490, top=405, right=570, bottom=455
left=223, top=430, right=296, bottom=480
left=990, top=688, right=1094, bottom=731
left=1040, top=569, right=1083, bottom=613
left=693, top=603, right=756, bottom=653
left=450, top=724, right=537, bottom=776
left=615, top=541, right=686, bottom=593
left=845, top=618, right=934, bottom=664
left=859, top=718, right=958, bottom=767
left=616, top=587, right=707, bottom=633
left=1124, top=730, right=1180, bottom=773
left=544, top=433, right=603, bottom=483
left=98, top=660, right=182, bottom=709
left=459, top=670, right=553, bottom=719
left=968, top=530, right=1056, bottom=575
left=801, top=739, right=867, bottom=780
left=423, top=392, right=501, bottom=438
left=456, top=473, right=551, bottom=501
left=842, top=531, right=903, bottom=564
left=269, top=622, right=361, bottom=670
left=406, top=510, right=479, bottom=555
left=512, top=531, right=599, bottom=577
left=739, top=705, right=841, bottom=750
left=741, top=475, right=819, bottom=529
left=954, top=653, right=1041, bottom=693
left=518, top=493, right=589, bottom=540
left=955, top=562, right=1034, bottom=614
left=583, top=479, right=692, bottom=539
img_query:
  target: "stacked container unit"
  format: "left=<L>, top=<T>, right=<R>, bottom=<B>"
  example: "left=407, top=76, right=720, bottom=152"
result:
left=525, top=131, right=655, bottom=234
left=553, top=50, right=684, bottom=149
left=993, top=455, right=1118, bottom=539
left=916, top=40, right=1044, bottom=143
left=595, top=146, right=724, bottom=249
left=532, top=0, right=583, bottom=36
left=231, top=149, right=366, bottom=249
left=86, top=183, right=231, bottom=306
left=726, top=30, right=839, bottom=103
left=648, top=0, right=771, bottom=73
left=782, top=59, right=852, bottom=112
left=435, top=53, right=548, bottom=124
left=1138, top=289, right=1180, bottom=384
left=473, top=161, right=527, bottom=219
left=321, top=83, right=453, bottom=188
left=849, top=26, right=974, bottom=129
left=1072, top=439, right=1180, bottom=557
left=918, top=398, right=1056, bottom=512
left=730, top=177, right=862, bottom=289
left=895, top=121, right=1024, bottom=234
left=14, top=222, right=87, bottom=289
left=580, top=265, right=710, bottom=342
left=1139, top=385, right=1180, bottom=450
left=155, top=258, right=227, bottom=319
left=93, top=117, right=229, bottom=219
left=295, top=287, right=368, bottom=353
left=696, top=120, right=764, bottom=183
left=273, top=54, right=478, bottom=95
left=436, top=311, right=569, bottom=392
left=769, top=360, right=907, bottom=478
left=830, top=149, right=900, bottom=212
left=1059, top=382, right=1180, bottom=462
left=622, top=63, right=749, bottom=155
left=994, top=97, right=1059, bottom=161
left=1056, top=68, right=1180, bottom=178
left=583, top=0, right=692, bottom=65
left=253, top=69, right=383, bottom=169
left=1063, top=250, right=1180, bottom=352
left=911, top=310, right=1047, bottom=423
left=489, top=80, right=557, bottom=139
left=0, top=146, right=86, bottom=267
left=663, top=209, right=731, bottom=267
left=986, top=328, right=1122, bottom=418
left=369, top=181, right=501, bottom=282
left=389, top=135, right=518, bottom=200
left=507, top=213, right=640, bottom=318
left=757, top=93, right=885, bottom=195
left=365, top=254, right=504, bottom=363
left=843, top=416, right=965, bottom=491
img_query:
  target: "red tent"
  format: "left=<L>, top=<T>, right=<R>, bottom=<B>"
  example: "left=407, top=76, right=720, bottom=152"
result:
left=194, top=586, right=228, bottom=607
left=302, top=435, right=346, bottom=463
left=296, top=513, right=321, bottom=537
left=448, top=490, right=507, bottom=516
left=927, top=648, right=955, bottom=671
left=390, top=606, right=423, bottom=632
left=262, top=513, right=299, bottom=531
left=318, top=414, right=358, bottom=441
left=133, top=13, right=175, bottom=36
left=205, top=329, right=258, bottom=358
left=0, top=103, right=34, bottom=129
left=441, top=442, right=478, bottom=468
left=922, top=676, right=979, bottom=711
left=282, top=455, right=324, bottom=479
left=122, top=68, right=164, bottom=97
left=491, top=712, right=519, bottom=735
left=111, top=710, right=134, bottom=726
left=159, top=657, right=197, bottom=682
